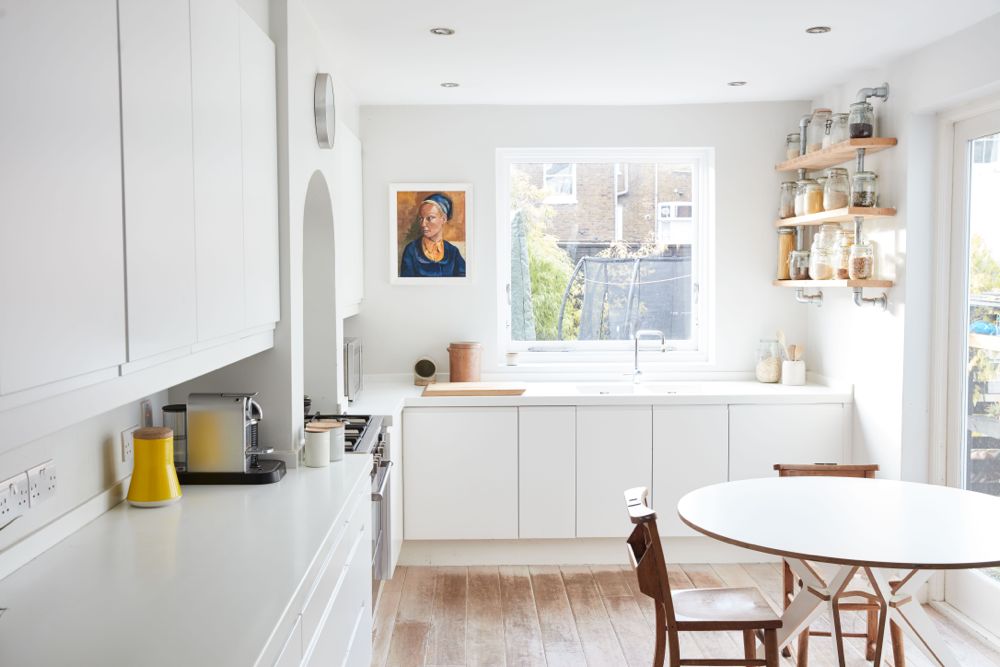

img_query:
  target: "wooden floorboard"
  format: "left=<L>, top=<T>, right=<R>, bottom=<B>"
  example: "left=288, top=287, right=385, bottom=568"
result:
left=373, top=563, right=1000, bottom=666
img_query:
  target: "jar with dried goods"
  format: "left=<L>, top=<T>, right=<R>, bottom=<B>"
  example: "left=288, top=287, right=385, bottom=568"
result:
left=789, top=250, right=810, bottom=280
left=823, top=167, right=850, bottom=210
left=849, top=241, right=875, bottom=279
left=785, top=133, right=801, bottom=160
left=809, top=245, right=834, bottom=280
left=807, top=108, right=832, bottom=153
left=756, top=339, right=782, bottom=383
left=777, top=228, right=795, bottom=280
left=849, top=101, right=875, bottom=138
left=828, top=113, right=850, bottom=145
left=851, top=171, right=879, bottom=207
left=795, top=179, right=823, bottom=216
left=779, top=181, right=797, bottom=219
left=832, top=228, right=855, bottom=279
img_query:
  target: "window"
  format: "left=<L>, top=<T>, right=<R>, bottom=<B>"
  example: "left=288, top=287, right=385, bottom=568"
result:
left=497, top=148, right=715, bottom=363
left=542, top=163, right=577, bottom=203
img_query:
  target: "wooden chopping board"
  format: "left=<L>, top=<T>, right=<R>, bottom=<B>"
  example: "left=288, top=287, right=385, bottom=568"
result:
left=421, top=382, right=527, bottom=397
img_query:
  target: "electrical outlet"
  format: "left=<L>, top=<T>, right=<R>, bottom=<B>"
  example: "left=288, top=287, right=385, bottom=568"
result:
left=27, top=460, right=56, bottom=507
left=121, top=425, right=138, bottom=466
left=1, top=473, right=30, bottom=523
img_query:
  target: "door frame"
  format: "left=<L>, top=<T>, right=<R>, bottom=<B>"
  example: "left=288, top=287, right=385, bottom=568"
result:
left=933, top=101, right=1000, bottom=634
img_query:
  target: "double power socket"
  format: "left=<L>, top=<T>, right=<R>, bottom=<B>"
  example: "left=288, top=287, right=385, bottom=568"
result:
left=0, top=460, right=57, bottom=530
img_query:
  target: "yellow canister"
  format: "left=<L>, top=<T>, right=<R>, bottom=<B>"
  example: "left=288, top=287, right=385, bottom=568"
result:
left=127, top=426, right=183, bottom=507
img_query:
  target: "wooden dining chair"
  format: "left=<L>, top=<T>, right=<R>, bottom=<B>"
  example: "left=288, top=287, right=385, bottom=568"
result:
left=624, top=486, right=782, bottom=667
left=774, top=464, right=904, bottom=667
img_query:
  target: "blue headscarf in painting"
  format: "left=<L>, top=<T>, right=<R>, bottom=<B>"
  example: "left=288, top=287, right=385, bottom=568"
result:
left=422, top=193, right=453, bottom=220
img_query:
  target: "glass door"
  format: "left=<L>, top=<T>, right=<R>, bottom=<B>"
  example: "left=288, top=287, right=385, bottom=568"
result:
left=946, top=109, right=1000, bottom=635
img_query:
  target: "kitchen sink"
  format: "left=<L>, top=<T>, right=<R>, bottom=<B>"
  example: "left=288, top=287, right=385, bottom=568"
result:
left=574, top=382, right=697, bottom=396
left=575, top=383, right=640, bottom=395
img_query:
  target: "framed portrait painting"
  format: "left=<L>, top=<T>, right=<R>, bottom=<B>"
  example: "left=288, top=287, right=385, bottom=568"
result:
left=389, top=183, right=472, bottom=284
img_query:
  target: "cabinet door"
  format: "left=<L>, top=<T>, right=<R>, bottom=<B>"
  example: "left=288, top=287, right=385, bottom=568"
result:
left=729, top=404, right=846, bottom=481
left=652, top=405, right=729, bottom=536
left=273, top=615, right=302, bottom=667
left=190, top=0, right=245, bottom=342
left=519, top=406, right=575, bottom=538
left=0, top=0, right=126, bottom=395
left=239, top=11, right=279, bottom=329
left=332, top=124, right=365, bottom=314
left=118, top=0, right=197, bottom=361
left=403, top=407, right=518, bottom=539
left=577, top=406, right=652, bottom=538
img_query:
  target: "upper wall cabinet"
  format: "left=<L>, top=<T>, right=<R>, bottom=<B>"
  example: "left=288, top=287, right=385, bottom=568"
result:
left=119, top=0, right=198, bottom=362
left=190, top=0, right=246, bottom=343
left=240, top=13, right=280, bottom=329
left=331, top=125, right=365, bottom=316
left=0, top=0, right=127, bottom=395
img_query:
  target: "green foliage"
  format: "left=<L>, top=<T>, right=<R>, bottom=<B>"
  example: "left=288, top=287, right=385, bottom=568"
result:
left=970, top=234, right=1000, bottom=295
left=968, top=234, right=1000, bottom=412
left=510, top=172, right=580, bottom=340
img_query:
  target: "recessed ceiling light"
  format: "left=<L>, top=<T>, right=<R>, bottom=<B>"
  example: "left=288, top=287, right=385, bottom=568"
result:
left=727, top=81, right=747, bottom=87
left=430, top=27, right=455, bottom=36
left=440, top=82, right=460, bottom=88
left=806, top=26, right=831, bottom=34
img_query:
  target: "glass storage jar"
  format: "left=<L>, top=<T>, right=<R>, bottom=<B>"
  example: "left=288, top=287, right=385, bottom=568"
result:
left=828, top=113, right=850, bottom=145
left=756, top=339, right=782, bottom=383
left=813, top=222, right=840, bottom=250
left=823, top=167, right=850, bottom=210
left=789, top=250, right=810, bottom=280
left=809, top=245, right=834, bottom=280
left=795, top=179, right=824, bottom=216
left=785, top=133, right=801, bottom=160
left=777, top=227, right=795, bottom=280
left=849, top=241, right=875, bottom=279
left=833, top=228, right=855, bottom=279
left=849, top=101, right=875, bottom=138
left=778, top=181, right=797, bottom=219
left=807, top=108, right=832, bottom=153
left=851, top=171, right=879, bottom=207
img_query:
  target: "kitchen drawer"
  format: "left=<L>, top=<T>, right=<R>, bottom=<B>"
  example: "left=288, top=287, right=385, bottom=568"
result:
left=301, top=484, right=369, bottom=645
left=303, top=525, right=369, bottom=665
left=272, top=614, right=301, bottom=667
left=343, top=603, right=373, bottom=667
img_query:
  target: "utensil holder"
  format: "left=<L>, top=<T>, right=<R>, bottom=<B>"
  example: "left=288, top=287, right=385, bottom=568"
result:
left=781, top=360, right=806, bottom=386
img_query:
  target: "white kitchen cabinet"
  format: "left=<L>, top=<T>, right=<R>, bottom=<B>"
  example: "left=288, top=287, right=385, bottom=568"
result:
left=272, top=615, right=302, bottom=667
left=331, top=124, right=365, bottom=315
left=652, top=405, right=729, bottom=536
left=577, top=405, right=653, bottom=538
left=729, top=404, right=846, bottom=481
left=519, top=406, right=576, bottom=538
left=190, top=0, right=245, bottom=342
left=0, top=0, right=126, bottom=396
left=118, top=0, right=198, bottom=362
left=404, top=407, right=518, bottom=539
left=239, top=12, right=280, bottom=330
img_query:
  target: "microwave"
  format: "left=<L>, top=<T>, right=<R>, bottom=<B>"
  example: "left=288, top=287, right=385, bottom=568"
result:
left=344, top=337, right=363, bottom=403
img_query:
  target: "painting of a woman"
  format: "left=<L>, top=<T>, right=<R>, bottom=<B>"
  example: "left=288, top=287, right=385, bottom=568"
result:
left=390, top=184, right=471, bottom=283
left=399, top=193, right=466, bottom=278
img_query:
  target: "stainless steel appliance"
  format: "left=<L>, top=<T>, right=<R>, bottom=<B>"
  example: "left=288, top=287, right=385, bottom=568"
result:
left=308, top=410, right=392, bottom=605
left=343, top=337, right=363, bottom=403
left=179, top=393, right=285, bottom=484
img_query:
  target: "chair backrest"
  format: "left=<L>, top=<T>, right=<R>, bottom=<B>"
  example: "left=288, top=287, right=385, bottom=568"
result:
left=624, top=487, right=677, bottom=630
left=773, top=463, right=878, bottom=479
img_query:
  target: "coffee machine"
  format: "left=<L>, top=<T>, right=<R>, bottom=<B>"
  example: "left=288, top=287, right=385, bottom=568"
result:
left=179, top=393, right=285, bottom=484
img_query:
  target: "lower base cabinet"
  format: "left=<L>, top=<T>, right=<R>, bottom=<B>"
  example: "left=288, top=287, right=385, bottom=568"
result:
left=729, top=404, right=846, bottom=481
left=519, top=406, right=575, bottom=538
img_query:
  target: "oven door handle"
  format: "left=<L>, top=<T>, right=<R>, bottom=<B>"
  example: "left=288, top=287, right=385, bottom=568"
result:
left=371, top=460, right=394, bottom=500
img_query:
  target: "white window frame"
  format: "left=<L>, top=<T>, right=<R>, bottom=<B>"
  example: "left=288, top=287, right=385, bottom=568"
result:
left=541, top=163, right=577, bottom=204
left=496, top=147, right=716, bottom=367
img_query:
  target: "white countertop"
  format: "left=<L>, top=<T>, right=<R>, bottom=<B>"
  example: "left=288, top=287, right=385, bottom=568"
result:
left=0, top=456, right=371, bottom=667
left=348, top=377, right=852, bottom=414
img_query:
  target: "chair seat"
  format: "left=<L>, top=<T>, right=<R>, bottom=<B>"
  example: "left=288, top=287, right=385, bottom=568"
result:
left=673, top=586, right=782, bottom=631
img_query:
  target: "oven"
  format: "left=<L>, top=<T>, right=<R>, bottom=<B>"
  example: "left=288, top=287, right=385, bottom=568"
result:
left=370, top=425, right=393, bottom=604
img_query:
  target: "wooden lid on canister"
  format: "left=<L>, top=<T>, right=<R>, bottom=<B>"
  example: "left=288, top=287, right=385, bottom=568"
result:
left=308, top=420, right=344, bottom=430
left=448, top=341, right=481, bottom=349
left=134, top=426, right=173, bottom=440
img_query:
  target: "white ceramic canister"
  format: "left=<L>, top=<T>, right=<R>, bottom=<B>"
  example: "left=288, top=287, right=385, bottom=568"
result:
left=303, top=426, right=330, bottom=467
left=320, top=420, right=345, bottom=462
left=781, top=360, right=806, bottom=386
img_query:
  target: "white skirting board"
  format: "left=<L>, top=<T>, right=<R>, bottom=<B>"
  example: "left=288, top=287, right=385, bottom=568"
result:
left=399, top=536, right=777, bottom=566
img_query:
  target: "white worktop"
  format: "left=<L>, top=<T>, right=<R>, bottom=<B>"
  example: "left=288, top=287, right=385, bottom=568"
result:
left=347, top=376, right=852, bottom=415
left=0, top=456, right=371, bottom=667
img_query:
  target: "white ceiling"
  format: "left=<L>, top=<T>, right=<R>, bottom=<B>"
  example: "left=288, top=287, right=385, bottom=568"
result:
left=305, top=0, right=1000, bottom=105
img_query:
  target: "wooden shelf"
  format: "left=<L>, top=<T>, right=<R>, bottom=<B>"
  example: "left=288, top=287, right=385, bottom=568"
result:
left=775, top=207, right=896, bottom=228
left=773, top=279, right=894, bottom=288
left=775, top=138, right=898, bottom=172
left=969, top=333, right=1000, bottom=352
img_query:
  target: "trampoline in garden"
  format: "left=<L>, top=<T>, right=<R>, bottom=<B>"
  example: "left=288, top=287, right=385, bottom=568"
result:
left=556, top=255, right=692, bottom=341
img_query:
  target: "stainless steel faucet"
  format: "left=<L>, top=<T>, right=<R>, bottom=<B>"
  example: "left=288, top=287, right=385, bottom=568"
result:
left=633, top=329, right=666, bottom=383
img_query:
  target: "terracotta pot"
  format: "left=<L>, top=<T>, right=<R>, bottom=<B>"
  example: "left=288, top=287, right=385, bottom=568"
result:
left=448, top=342, right=482, bottom=382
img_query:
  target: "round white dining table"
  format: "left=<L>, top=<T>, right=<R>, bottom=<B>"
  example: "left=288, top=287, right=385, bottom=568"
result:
left=677, top=477, right=1000, bottom=667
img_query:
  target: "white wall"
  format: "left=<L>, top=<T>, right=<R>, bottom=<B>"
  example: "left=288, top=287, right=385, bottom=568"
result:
left=348, top=102, right=811, bottom=377
left=808, top=13, right=1000, bottom=482
left=172, top=0, right=361, bottom=457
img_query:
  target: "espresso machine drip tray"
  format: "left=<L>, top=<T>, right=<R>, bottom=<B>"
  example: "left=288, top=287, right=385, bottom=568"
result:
left=177, top=460, right=286, bottom=485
